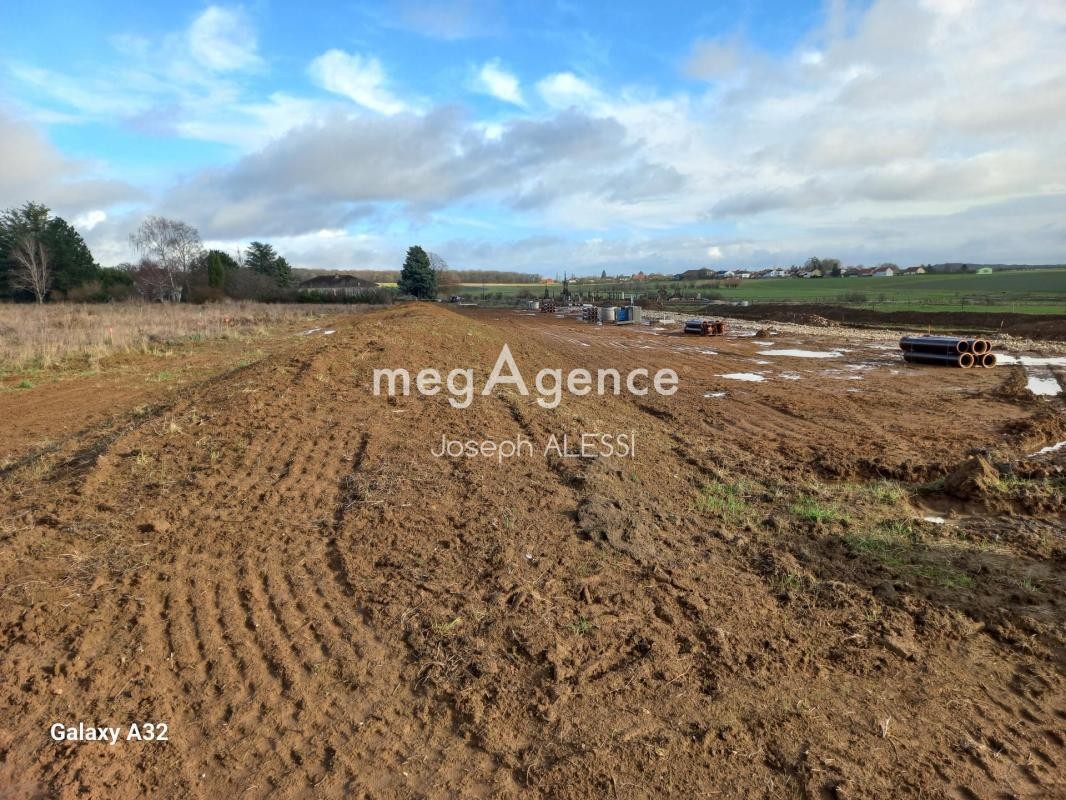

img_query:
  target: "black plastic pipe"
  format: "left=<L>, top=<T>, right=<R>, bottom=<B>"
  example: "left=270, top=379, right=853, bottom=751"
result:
left=900, top=342, right=967, bottom=355
left=899, top=336, right=970, bottom=353
left=902, top=351, right=975, bottom=368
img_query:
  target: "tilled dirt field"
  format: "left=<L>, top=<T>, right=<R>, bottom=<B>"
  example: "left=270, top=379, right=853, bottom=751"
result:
left=1, top=303, right=1064, bottom=799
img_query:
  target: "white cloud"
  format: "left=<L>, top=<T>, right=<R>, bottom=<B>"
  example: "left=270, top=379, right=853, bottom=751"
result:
left=200, top=230, right=390, bottom=270
left=6, top=5, right=293, bottom=150
left=536, top=72, right=600, bottom=109
left=188, top=6, right=263, bottom=72
left=308, top=50, right=409, bottom=115
left=176, top=93, right=330, bottom=149
left=474, top=59, right=524, bottom=106
left=0, top=112, right=140, bottom=217
left=73, top=210, right=107, bottom=230
left=7, top=0, right=1066, bottom=272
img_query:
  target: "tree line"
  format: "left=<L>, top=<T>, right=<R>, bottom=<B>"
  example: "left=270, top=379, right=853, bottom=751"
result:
left=122, top=217, right=295, bottom=302
left=1, top=200, right=539, bottom=307
left=0, top=203, right=299, bottom=303
left=316, top=268, right=542, bottom=285
left=0, top=202, right=124, bottom=302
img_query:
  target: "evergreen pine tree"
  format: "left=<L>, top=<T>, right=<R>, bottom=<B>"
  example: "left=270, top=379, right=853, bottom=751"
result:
left=245, top=242, right=278, bottom=276
left=273, top=256, right=293, bottom=287
left=208, top=252, right=225, bottom=287
left=398, top=246, right=437, bottom=299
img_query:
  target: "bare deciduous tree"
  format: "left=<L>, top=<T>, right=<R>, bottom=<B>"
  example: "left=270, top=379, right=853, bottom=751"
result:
left=10, top=234, right=51, bottom=303
left=127, top=258, right=174, bottom=302
left=428, top=251, right=460, bottom=294
left=129, top=216, right=203, bottom=301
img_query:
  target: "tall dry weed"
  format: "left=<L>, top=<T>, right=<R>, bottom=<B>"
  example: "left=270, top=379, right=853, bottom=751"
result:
left=0, top=302, right=332, bottom=371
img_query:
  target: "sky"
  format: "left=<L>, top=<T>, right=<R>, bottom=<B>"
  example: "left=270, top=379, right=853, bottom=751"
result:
left=0, top=0, right=1064, bottom=276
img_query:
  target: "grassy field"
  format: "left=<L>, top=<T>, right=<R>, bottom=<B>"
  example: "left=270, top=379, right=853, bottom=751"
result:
left=0, top=302, right=334, bottom=373
left=458, top=268, right=1066, bottom=313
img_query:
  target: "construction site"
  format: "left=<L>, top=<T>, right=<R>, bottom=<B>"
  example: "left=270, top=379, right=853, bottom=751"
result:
left=1, top=302, right=1064, bottom=799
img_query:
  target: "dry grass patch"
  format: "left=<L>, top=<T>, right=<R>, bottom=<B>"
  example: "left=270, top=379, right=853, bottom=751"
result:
left=0, top=302, right=335, bottom=373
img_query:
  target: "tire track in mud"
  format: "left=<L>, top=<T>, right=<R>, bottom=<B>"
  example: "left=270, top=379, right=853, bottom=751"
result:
left=3, top=317, right=489, bottom=796
left=128, top=568, right=209, bottom=799
left=61, top=341, right=390, bottom=792
left=5, top=306, right=1064, bottom=799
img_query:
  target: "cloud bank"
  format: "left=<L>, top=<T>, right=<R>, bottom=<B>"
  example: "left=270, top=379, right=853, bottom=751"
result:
left=3, top=0, right=1065, bottom=272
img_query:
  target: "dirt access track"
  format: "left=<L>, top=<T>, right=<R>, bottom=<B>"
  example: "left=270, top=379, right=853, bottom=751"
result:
left=1, top=303, right=1064, bottom=799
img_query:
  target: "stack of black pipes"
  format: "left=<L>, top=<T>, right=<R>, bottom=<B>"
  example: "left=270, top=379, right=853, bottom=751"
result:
left=683, top=319, right=726, bottom=336
left=899, top=336, right=996, bottom=368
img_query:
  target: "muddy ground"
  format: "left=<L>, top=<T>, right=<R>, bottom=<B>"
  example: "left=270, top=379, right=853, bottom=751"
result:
left=670, top=303, right=1066, bottom=342
left=1, top=303, right=1064, bottom=799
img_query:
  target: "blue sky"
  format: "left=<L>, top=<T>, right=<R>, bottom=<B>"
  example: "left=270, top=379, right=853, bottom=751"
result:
left=1, top=0, right=1064, bottom=274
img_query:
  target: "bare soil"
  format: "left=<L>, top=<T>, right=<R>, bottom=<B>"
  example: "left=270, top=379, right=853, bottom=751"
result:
left=1, top=304, right=1063, bottom=799
left=682, top=302, right=1066, bottom=341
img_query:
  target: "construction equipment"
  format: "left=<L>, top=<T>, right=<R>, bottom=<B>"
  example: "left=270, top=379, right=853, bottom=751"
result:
left=683, top=319, right=725, bottom=336
left=898, top=336, right=996, bottom=368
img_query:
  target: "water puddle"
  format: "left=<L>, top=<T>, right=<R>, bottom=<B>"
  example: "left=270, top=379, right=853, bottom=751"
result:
left=995, top=353, right=1066, bottom=396
left=719, top=372, right=765, bottom=382
left=995, top=355, right=1066, bottom=367
left=1029, top=440, right=1066, bottom=457
left=704, top=391, right=727, bottom=398
left=1027, top=375, right=1062, bottom=396
left=757, top=349, right=843, bottom=358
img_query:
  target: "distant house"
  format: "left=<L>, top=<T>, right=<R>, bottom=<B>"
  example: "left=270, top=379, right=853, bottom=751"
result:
left=872, top=266, right=896, bottom=277
left=632, top=271, right=647, bottom=281
left=298, top=274, right=378, bottom=297
left=901, top=266, right=926, bottom=275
